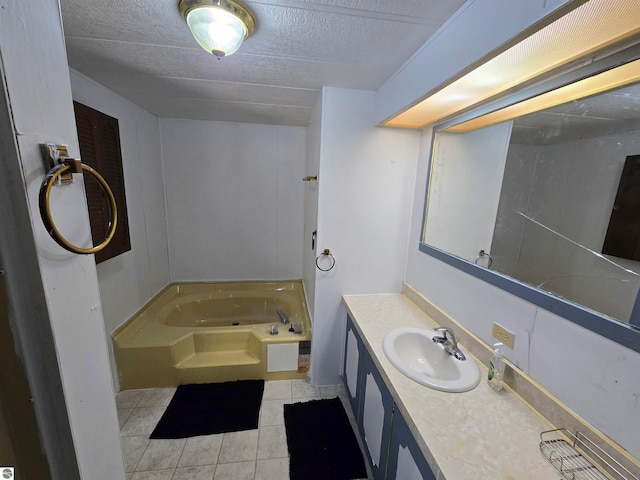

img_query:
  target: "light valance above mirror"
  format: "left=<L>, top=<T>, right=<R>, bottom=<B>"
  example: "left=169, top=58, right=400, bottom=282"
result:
left=382, top=0, right=640, bottom=129
left=419, top=40, right=640, bottom=354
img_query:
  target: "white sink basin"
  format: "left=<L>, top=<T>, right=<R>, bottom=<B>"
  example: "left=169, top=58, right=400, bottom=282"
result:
left=382, top=327, right=480, bottom=393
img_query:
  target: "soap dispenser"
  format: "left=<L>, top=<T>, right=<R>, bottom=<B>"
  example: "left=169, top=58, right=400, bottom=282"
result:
left=488, top=342, right=505, bottom=391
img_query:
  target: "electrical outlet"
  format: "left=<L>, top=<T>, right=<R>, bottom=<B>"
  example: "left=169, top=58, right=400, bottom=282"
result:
left=492, top=322, right=515, bottom=349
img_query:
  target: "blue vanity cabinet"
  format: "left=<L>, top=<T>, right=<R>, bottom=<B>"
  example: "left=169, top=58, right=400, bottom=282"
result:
left=343, top=314, right=364, bottom=421
left=387, top=407, right=437, bottom=480
left=344, top=312, right=437, bottom=480
left=343, top=314, right=394, bottom=480
left=358, top=346, right=394, bottom=480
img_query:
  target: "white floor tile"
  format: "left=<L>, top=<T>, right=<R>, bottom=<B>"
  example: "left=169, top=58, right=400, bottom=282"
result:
left=136, top=438, right=186, bottom=471
left=262, top=380, right=292, bottom=400
left=116, top=381, right=362, bottom=480
left=257, top=425, right=288, bottom=460
left=138, top=388, right=176, bottom=408
left=173, top=465, right=216, bottom=480
left=212, top=461, right=255, bottom=480
left=259, top=399, right=287, bottom=426
left=289, top=397, right=319, bottom=404
left=291, top=379, right=322, bottom=399
left=116, top=390, right=146, bottom=409
left=217, top=430, right=259, bottom=463
left=320, top=384, right=344, bottom=397
left=120, top=407, right=166, bottom=437
left=130, top=470, right=174, bottom=480
left=255, top=458, right=289, bottom=480
left=121, top=436, right=150, bottom=473
left=178, top=434, right=223, bottom=467
left=118, top=408, right=134, bottom=428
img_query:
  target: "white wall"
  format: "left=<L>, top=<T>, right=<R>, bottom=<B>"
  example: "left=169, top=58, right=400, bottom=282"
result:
left=0, top=0, right=125, bottom=478
left=302, top=96, right=322, bottom=318
left=311, top=88, right=420, bottom=385
left=425, top=123, right=511, bottom=261
left=160, top=119, right=306, bottom=281
left=70, top=70, right=171, bottom=389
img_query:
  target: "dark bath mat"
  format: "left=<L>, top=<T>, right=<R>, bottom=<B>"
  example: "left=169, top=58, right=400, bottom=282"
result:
left=284, top=397, right=367, bottom=480
left=150, top=380, right=264, bottom=439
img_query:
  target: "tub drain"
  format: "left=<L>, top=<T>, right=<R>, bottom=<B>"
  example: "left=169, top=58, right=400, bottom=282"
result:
left=232, top=322, right=240, bottom=326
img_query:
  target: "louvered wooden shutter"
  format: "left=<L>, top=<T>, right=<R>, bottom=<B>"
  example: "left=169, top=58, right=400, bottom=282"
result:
left=73, top=102, right=131, bottom=263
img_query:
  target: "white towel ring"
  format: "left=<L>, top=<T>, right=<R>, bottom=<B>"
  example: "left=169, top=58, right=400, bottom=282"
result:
left=474, top=249, right=492, bottom=268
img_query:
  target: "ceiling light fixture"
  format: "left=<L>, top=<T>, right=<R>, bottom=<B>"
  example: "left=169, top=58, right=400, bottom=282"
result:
left=179, top=0, right=255, bottom=60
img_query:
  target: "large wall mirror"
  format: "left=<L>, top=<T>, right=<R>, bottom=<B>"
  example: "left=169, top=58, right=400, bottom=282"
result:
left=420, top=44, right=640, bottom=353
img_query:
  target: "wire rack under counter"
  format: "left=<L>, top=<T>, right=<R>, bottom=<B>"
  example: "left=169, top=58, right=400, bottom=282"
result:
left=540, top=429, right=639, bottom=480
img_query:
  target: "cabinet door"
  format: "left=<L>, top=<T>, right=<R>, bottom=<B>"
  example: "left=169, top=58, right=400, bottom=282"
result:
left=343, top=314, right=363, bottom=421
left=387, top=407, right=436, bottom=480
left=358, top=349, right=393, bottom=480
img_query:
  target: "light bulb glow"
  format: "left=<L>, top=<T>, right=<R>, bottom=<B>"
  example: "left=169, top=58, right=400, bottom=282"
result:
left=186, top=6, right=248, bottom=57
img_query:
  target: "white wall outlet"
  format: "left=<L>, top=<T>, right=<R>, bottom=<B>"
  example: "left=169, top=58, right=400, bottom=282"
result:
left=492, top=322, right=515, bottom=349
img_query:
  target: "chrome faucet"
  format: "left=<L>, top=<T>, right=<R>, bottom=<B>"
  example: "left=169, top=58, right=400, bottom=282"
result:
left=276, top=309, right=289, bottom=325
left=432, top=327, right=466, bottom=361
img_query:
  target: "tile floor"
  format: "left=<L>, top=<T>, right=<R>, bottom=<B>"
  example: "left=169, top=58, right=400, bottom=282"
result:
left=117, top=379, right=368, bottom=480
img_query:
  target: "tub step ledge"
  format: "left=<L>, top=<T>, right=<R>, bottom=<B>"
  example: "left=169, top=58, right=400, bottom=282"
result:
left=176, top=351, right=261, bottom=368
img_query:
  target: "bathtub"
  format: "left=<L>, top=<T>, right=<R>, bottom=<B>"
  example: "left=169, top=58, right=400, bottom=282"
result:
left=112, top=281, right=312, bottom=390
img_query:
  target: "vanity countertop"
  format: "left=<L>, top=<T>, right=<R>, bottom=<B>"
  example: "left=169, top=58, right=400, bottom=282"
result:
left=343, top=293, right=560, bottom=480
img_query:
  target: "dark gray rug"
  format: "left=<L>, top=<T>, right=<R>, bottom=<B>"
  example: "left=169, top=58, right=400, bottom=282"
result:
left=150, top=380, right=264, bottom=439
left=284, top=397, right=367, bottom=480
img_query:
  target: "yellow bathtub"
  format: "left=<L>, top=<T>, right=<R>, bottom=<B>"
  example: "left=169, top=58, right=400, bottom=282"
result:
left=112, top=281, right=312, bottom=390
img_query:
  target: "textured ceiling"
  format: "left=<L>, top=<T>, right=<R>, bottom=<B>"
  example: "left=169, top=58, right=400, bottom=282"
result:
left=60, top=0, right=467, bottom=126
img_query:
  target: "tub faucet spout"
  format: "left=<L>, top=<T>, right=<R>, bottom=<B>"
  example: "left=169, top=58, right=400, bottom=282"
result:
left=276, top=309, right=289, bottom=325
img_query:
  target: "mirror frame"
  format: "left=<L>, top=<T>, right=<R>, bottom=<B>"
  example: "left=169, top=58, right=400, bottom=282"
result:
left=419, top=43, right=640, bottom=354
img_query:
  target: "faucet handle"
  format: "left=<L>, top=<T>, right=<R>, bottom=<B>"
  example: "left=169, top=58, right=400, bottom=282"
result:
left=434, top=326, right=453, bottom=337
left=433, top=326, right=465, bottom=360
left=434, top=326, right=458, bottom=344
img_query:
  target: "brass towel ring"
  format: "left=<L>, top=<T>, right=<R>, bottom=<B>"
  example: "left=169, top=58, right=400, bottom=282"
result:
left=315, top=248, right=336, bottom=272
left=39, top=161, right=117, bottom=254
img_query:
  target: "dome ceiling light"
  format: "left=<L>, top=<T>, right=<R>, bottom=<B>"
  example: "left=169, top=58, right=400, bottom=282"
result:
left=179, top=0, right=255, bottom=60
